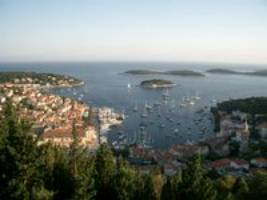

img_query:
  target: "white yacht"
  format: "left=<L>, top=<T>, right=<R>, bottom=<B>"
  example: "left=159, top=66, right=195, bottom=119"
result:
left=141, top=108, right=148, bottom=118
left=127, top=83, right=131, bottom=89
left=145, top=102, right=153, bottom=110
left=189, top=101, right=195, bottom=106
left=133, top=104, right=138, bottom=112
left=162, top=89, right=170, bottom=99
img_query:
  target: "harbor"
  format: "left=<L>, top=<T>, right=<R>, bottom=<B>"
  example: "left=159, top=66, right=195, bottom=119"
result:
left=4, top=62, right=267, bottom=150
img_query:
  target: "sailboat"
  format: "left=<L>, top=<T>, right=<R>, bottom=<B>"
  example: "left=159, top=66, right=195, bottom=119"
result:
left=133, top=103, right=138, bottom=112
left=145, top=102, right=152, bottom=111
left=162, top=89, right=170, bottom=99
left=141, top=108, right=148, bottom=118
left=158, top=123, right=165, bottom=128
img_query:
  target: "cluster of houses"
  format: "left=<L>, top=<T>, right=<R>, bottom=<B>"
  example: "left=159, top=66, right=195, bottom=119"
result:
left=128, top=144, right=267, bottom=177
left=0, top=83, right=98, bottom=148
left=127, top=109, right=267, bottom=176
left=10, top=75, right=83, bottom=88
left=0, top=80, right=126, bottom=149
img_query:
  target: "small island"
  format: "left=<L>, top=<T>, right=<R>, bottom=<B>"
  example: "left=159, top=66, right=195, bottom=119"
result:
left=206, top=68, right=240, bottom=74
left=164, top=70, right=204, bottom=77
left=124, top=70, right=160, bottom=75
left=140, top=79, right=176, bottom=88
left=124, top=69, right=204, bottom=77
left=207, top=68, right=267, bottom=77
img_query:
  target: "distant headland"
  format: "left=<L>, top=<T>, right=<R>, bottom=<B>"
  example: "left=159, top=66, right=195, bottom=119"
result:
left=140, top=79, right=176, bottom=88
left=125, top=69, right=205, bottom=77
left=0, top=72, right=84, bottom=88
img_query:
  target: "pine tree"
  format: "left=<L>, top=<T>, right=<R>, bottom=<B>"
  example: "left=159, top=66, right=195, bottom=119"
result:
left=112, top=159, right=137, bottom=200
left=94, top=144, right=116, bottom=200
left=0, top=100, right=52, bottom=200
left=141, top=174, right=157, bottom=200
left=178, top=154, right=217, bottom=200
left=69, top=121, right=95, bottom=200
left=233, top=177, right=249, bottom=200
left=161, top=177, right=175, bottom=200
left=247, top=171, right=267, bottom=199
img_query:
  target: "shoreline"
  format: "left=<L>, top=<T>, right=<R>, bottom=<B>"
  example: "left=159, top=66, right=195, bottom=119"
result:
left=141, top=83, right=176, bottom=89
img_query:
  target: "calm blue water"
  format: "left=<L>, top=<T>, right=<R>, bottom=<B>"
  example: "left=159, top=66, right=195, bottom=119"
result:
left=1, top=62, right=267, bottom=149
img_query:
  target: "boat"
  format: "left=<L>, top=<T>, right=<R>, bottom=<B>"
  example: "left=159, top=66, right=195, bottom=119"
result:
left=145, top=102, right=153, bottom=111
left=153, top=101, right=161, bottom=107
left=127, top=83, right=131, bottom=89
left=185, top=139, right=193, bottom=145
left=192, top=92, right=201, bottom=100
left=180, top=103, right=187, bottom=108
left=141, top=109, right=148, bottom=118
left=118, top=131, right=124, bottom=135
left=210, top=98, right=217, bottom=104
left=189, top=101, right=195, bottom=106
left=162, top=89, right=170, bottom=99
left=133, top=104, right=138, bottom=112
left=174, top=128, right=179, bottom=133
left=149, top=120, right=154, bottom=124
left=159, top=123, right=165, bottom=128
left=118, top=134, right=126, bottom=140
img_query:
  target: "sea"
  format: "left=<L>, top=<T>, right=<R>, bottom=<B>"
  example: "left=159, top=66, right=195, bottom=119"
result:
left=1, top=61, right=267, bottom=149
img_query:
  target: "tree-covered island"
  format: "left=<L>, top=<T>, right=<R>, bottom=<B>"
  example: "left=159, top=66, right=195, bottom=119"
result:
left=125, top=69, right=205, bottom=77
left=140, top=79, right=176, bottom=88
left=207, top=68, right=267, bottom=77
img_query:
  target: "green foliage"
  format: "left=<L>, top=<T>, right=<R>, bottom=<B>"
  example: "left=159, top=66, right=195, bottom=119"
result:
left=229, top=139, right=241, bottom=156
left=94, top=144, right=116, bottom=200
left=246, top=171, right=267, bottom=199
left=0, top=101, right=51, bottom=199
left=217, top=97, right=267, bottom=115
left=177, top=155, right=217, bottom=200
left=161, top=177, right=175, bottom=200
left=112, top=159, right=138, bottom=200
left=1, top=102, right=267, bottom=200
left=141, top=174, right=158, bottom=200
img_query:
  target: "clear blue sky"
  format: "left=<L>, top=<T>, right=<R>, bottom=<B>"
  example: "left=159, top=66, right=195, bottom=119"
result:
left=0, top=0, right=267, bottom=63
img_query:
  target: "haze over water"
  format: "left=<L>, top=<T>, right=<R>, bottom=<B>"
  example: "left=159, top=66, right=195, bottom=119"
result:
left=1, top=61, right=267, bottom=149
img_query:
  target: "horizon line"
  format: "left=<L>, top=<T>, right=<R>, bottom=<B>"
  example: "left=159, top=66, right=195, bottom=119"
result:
left=0, top=60, right=267, bottom=67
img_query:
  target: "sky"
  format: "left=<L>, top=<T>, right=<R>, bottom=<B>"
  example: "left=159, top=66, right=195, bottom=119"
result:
left=0, top=0, right=267, bottom=64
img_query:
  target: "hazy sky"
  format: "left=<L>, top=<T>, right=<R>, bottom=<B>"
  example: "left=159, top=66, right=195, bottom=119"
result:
left=0, top=0, right=267, bottom=63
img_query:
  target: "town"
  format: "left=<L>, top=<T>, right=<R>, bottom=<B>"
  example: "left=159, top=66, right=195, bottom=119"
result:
left=0, top=73, right=124, bottom=150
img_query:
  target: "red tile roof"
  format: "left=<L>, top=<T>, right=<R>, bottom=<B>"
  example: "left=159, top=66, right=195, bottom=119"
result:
left=41, top=127, right=86, bottom=138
